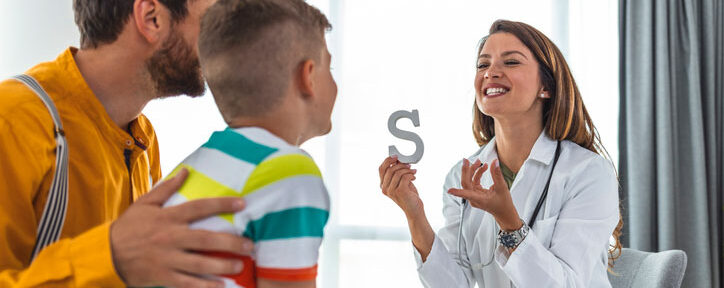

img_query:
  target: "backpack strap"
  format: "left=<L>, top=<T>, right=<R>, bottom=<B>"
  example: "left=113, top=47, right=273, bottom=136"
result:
left=11, top=74, right=69, bottom=261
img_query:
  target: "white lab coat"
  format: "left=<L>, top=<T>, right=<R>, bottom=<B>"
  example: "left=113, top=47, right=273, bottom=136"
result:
left=413, top=132, right=619, bottom=288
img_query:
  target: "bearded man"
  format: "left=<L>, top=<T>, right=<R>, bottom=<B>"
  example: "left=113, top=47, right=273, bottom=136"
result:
left=0, top=1, right=253, bottom=287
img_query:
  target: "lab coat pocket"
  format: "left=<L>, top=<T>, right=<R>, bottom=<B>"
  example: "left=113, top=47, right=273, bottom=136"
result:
left=532, top=216, right=557, bottom=248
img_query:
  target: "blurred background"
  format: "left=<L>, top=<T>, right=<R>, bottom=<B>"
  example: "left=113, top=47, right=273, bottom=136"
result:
left=1, top=0, right=721, bottom=287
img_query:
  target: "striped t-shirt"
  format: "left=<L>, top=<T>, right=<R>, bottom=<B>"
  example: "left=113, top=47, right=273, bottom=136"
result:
left=162, top=127, right=330, bottom=288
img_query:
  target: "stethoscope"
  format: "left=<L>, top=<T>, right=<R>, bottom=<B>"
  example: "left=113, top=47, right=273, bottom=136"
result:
left=455, top=141, right=562, bottom=270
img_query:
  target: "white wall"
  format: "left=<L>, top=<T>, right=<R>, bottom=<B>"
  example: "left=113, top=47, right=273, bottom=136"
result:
left=0, top=1, right=79, bottom=79
left=1, top=1, right=619, bottom=287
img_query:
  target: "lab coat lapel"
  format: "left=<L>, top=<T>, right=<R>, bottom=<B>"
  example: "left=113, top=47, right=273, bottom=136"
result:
left=472, top=138, right=499, bottom=189
left=513, top=131, right=559, bottom=224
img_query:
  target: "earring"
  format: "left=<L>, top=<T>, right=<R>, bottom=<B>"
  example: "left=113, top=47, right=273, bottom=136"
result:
left=540, top=93, right=545, bottom=98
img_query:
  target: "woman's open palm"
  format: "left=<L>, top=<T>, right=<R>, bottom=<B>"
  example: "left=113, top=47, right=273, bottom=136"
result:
left=448, top=158, right=513, bottom=217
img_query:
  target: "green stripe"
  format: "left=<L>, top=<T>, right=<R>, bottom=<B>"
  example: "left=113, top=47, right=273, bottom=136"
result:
left=202, top=128, right=278, bottom=165
left=242, top=207, right=329, bottom=242
left=241, top=154, right=322, bottom=196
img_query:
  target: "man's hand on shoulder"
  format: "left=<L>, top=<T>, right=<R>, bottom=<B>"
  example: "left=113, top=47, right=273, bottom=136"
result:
left=110, top=169, right=254, bottom=288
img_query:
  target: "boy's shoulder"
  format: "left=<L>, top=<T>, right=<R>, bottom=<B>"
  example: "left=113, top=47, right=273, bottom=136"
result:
left=252, top=148, right=321, bottom=178
left=178, top=127, right=324, bottom=192
left=171, top=127, right=323, bottom=194
left=241, top=147, right=324, bottom=199
left=201, top=127, right=286, bottom=167
left=213, top=127, right=323, bottom=189
left=204, top=127, right=316, bottom=162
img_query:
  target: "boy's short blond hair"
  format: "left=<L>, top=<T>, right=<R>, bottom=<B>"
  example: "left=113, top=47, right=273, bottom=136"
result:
left=199, top=0, right=331, bottom=122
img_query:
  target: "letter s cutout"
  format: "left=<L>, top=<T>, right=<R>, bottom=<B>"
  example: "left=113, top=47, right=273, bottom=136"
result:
left=388, top=109, right=424, bottom=164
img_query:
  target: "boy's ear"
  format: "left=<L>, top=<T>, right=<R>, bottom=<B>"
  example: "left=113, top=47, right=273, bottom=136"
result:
left=133, top=0, right=169, bottom=45
left=298, top=59, right=316, bottom=99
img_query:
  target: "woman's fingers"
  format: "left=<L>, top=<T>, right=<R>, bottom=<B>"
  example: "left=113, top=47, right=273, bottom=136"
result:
left=390, top=168, right=417, bottom=191
left=461, top=159, right=483, bottom=189
left=470, top=159, right=481, bottom=183
left=490, top=159, right=508, bottom=193
left=378, top=156, right=399, bottom=184
left=472, top=163, right=488, bottom=187
left=379, top=159, right=421, bottom=215
left=448, top=186, right=494, bottom=211
left=401, top=173, right=417, bottom=187
left=450, top=159, right=511, bottom=213
left=447, top=188, right=479, bottom=203
left=382, top=163, right=411, bottom=191
left=460, top=159, right=472, bottom=188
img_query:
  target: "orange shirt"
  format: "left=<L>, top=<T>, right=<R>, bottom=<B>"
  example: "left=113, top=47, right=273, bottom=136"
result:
left=0, top=48, right=162, bottom=287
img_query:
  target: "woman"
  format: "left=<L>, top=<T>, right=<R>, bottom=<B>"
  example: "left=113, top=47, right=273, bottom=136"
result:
left=378, top=20, right=623, bottom=287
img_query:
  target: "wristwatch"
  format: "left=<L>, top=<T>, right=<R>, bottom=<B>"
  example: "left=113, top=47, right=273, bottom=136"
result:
left=498, top=219, right=530, bottom=249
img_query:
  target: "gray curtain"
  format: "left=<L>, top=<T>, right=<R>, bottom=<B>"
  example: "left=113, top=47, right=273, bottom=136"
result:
left=619, top=0, right=723, bottom=287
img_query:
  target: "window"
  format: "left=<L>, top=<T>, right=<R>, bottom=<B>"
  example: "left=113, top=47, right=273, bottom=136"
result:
left=298, top=1, right=620, bottom=287
left=0, top=1, right=619, bottom=287
left=144, top=1, right=620, bottom=287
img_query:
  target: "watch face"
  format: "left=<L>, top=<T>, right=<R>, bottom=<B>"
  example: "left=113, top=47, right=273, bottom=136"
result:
left=500, top=234, right=518, bottom=248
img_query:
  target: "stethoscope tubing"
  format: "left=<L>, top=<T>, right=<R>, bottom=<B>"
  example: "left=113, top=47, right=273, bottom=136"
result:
left=455, top=141, right=562, bottom=269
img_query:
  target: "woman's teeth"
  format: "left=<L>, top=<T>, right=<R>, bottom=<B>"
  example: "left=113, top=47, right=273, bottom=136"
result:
left=485, top=87, right=509, bottom=96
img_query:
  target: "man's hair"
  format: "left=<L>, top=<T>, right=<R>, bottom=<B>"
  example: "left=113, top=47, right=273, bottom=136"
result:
left=73, top=0, right=192, bottom=49
left=198, top=0, right=332, bottom=121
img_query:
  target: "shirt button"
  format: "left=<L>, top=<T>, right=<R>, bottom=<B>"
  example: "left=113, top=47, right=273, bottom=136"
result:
left=125, top=139, right=133, bottom=146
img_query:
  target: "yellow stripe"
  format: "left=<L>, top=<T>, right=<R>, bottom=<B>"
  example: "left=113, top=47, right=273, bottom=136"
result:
left=167, top=165, right=241, bottom=223
left=241, top=154, right=321, bottom=196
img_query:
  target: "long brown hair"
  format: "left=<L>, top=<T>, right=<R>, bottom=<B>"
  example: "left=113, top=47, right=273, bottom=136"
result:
left=472, top=20, right=623, bottom=266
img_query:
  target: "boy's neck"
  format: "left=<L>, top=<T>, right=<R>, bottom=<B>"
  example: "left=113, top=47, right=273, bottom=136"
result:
left=227, top=115, right=308, bottom=147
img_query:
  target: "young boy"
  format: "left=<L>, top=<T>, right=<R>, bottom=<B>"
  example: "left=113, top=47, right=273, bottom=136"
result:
left=162, top=0, right=337, bottom=287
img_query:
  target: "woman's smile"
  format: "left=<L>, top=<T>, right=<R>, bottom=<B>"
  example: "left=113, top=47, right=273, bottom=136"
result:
left=483, top=83, right=510, bottom=98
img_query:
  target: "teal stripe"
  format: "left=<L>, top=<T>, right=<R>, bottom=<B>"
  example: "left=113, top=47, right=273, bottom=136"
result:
left=202, top=128, right=278, bottom=165
left=243, top=207, right=329, bottom=242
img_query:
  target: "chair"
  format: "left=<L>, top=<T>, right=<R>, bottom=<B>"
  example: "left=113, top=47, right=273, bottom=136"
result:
left=607, top=248, right=687, bottom=288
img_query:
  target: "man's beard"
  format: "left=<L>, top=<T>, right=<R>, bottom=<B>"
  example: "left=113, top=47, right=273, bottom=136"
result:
left=146, top=29, right=205, bottom=98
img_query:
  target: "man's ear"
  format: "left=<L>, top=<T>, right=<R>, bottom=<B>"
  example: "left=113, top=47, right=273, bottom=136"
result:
left=298, top=59, right=316, bottom=99
left=133, top=0, right=170, bottom=45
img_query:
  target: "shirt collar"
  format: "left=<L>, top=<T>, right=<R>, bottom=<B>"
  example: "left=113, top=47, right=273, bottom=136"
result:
left=231, top=126, right=294, bottom=149
left=526, top=130, right=558, bottom=166
left=477, top=137, right=499, bottom=164
left=476, top=130, right=558, bottom=166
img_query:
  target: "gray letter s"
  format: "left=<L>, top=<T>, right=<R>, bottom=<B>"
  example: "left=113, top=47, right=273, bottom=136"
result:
left=388, top=109, right=424, bottom=164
